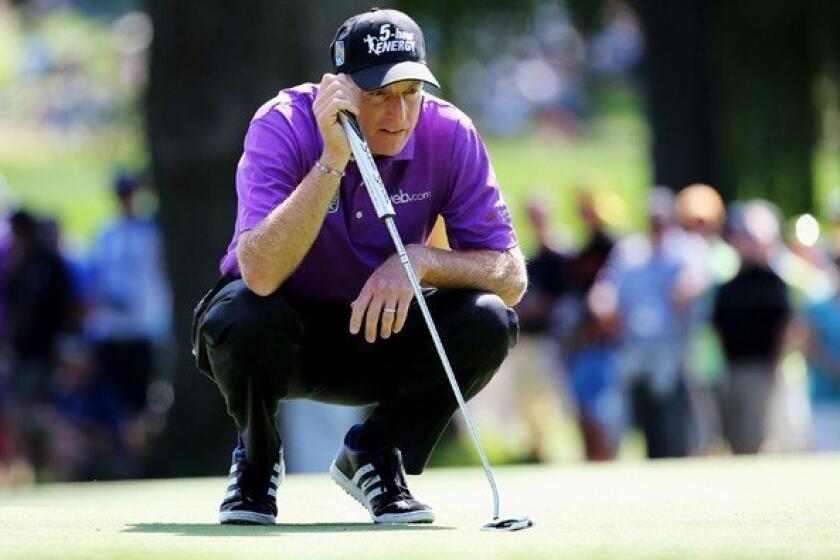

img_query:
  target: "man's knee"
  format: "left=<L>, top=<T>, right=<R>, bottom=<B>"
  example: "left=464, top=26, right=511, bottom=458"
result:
left=470, top=292, right=519, bottom=352
left=457, top=292, right=519, bottom=371
left=201, top=280, right=303, bottom=356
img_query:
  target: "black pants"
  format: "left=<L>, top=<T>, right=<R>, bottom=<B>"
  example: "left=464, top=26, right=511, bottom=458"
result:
left=629, top=378, right=689, bottom=459
left=191, top=278, right=518, bottom=474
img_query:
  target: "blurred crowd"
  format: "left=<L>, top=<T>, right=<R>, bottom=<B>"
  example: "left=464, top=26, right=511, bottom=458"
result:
left=455, top=1, right=642, bottom=137
left=500, top=184, right=840, bottom=462
left=3, top=176, right=840, bottom=485
left=0, top=174, right=172, bottom=485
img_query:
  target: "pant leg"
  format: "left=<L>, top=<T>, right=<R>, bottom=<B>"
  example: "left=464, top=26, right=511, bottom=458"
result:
left=722, top=363, right=774, bottom=454
left=192, top=279, right=304, bottom=471
left=359, top=290, right=519, bottom=474
left=193, top=283, right=518, bottom=475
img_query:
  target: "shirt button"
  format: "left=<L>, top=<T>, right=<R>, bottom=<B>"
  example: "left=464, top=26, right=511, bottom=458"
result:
left=355, top=211, right=363, bottom=219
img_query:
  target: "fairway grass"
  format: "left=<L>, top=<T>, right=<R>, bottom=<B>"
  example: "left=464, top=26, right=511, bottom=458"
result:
left=2, top=455, right=839, bottom=559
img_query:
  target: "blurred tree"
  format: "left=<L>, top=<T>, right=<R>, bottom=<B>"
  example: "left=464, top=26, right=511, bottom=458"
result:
left=709, top=0, right=818, bottom=213
left=393, top=0, right=531, bottom=89
left=571, top=0, right=837, bottom=214
left=631, top=0, right=715, bottom=195
left=144, top=0, right=367, bottom=477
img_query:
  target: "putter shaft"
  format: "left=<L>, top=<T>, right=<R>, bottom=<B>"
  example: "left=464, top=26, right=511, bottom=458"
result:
left=339, top=111, right=502, bottom=521
left=383, top=217, right=502, bottom=521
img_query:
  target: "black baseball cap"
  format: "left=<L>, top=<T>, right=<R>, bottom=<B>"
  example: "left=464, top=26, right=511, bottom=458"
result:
left=330, top=8, right=440, bottom=91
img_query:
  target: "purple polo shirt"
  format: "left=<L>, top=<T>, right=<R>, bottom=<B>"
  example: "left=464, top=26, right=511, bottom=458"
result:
left=220, top=83, right=518, bottom=303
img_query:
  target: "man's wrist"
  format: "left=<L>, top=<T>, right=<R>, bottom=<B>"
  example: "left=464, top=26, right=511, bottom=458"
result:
left=319, top=150, right=350, bottom=172
left=314, top=160, right=344, bottom=178
left=407, top=244, right=432, bottom=281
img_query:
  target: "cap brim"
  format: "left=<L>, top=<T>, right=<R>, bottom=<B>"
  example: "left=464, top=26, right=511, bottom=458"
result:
left=350, top=61, right=440, bottom=91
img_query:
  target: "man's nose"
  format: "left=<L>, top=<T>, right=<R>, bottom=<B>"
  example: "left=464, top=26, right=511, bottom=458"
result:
left=385, top=93, right=406, bottom=120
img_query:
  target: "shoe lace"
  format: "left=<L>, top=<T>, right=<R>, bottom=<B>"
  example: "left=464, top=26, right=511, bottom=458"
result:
left=229, top=448, right=249, bottom=497
left=230, top=448, right=272, bottom=502
left=370, top=449, right=412, bottom=500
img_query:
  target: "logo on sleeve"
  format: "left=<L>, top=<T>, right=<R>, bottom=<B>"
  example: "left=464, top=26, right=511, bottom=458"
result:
left=486, top=204, right=511, bottom=224
left=363, top=24, right=416, bottom=56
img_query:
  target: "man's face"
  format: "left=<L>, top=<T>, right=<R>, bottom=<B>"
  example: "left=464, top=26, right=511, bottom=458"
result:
left=356, top=80, right=423, bottom=157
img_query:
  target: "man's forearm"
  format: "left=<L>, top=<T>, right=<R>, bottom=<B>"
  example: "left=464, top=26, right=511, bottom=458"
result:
left=237, top=165, right=342, bottom=296
left=410, top=245, right=527, bottom=307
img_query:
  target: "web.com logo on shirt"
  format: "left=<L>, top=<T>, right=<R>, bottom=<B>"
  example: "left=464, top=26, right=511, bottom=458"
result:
left=391, top=189, right=431, bottom=205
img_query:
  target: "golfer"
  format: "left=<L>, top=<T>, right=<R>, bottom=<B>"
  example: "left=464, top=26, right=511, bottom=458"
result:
left=191, top=8, right=526, bottom=525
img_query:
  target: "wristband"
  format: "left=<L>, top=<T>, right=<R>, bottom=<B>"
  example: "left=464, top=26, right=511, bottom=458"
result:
left=315, top=160, right=344, bottom=178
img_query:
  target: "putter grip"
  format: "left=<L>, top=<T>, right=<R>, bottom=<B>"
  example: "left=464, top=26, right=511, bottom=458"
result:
left=339, top=112, right=396, bottom=220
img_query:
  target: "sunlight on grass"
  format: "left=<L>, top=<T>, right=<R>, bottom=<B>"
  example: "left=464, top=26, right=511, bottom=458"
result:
left=2, top=455, right=839, bottom=560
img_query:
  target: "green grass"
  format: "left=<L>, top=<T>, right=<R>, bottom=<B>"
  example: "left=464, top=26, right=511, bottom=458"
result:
left=486, top=112, right=651, bottom=253
left=2, top=455, right=840, bottom=559
left=0, top=126, right=145, bottom=245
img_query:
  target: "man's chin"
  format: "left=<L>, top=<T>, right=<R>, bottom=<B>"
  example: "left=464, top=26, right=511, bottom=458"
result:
left=371, top=144, right=405, bottom=157
left=369, top=136, right=410, bottom=158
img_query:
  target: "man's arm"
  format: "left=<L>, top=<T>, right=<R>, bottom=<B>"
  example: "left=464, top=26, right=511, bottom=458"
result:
left=237, top=74, right=359, bottom=296
left=238, top=167, right=342, bottom=296
left=412, top=245, right=527, bottom=307
left=348, top=243, right=527, bottom=343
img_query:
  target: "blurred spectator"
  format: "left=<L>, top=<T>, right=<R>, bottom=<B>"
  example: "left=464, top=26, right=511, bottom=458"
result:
left=712, top=200, right=791, bottom=454
left=40, top=217, right=89, bottom=330
left=826, top=191, right=840, bottom=259
left=783, top=213, right=837, bottom=302
left=3, top=210, right=76, bottom=401
left=1, top=210, right=78, bottom=483
left=675, top=183, right=731, bottom=273
left=799, top=254, right=840, bottom=452
left=589, top=187, right=706, bottom=458
left=0, top=176, right=13, bottom=346
left=517, top=197, right=569, bottom=334
left=85, top=173, right=172, bottom=421
left=505, top=196, right=569, bottom=462
left=48, top=335, right=130, bottom=480
left=560, top=192, right=619, bottom=460
left=675, top=184, right=733, bottom=452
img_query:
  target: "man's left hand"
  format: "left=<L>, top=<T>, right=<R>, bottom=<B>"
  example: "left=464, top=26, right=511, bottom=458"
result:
left=350, top=245, right=427, bottom=343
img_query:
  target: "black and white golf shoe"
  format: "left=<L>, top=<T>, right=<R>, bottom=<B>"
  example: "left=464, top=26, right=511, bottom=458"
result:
left=330, top=443, right=435, bottom=524
left=219, top=445, right=284, bottom=525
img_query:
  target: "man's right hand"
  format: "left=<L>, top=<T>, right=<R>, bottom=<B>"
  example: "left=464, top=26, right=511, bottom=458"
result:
left=313, top=73, right=360, bottom=169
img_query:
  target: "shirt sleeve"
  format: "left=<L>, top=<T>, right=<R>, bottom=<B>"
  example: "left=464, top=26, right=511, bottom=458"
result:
left=234, top=110, right=305, bottom=234
left=441, top=120, right=518, bottom=251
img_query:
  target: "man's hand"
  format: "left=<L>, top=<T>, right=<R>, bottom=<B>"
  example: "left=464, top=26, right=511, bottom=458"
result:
left=312, top=73, right=361, bottom=168
left=350, top=246, right=428, bottom=343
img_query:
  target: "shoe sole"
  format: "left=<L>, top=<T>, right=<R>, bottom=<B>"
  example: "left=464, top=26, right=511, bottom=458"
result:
left=329, top=461, right=435, bottom=524
left=219, top=510, right=276, bottom=525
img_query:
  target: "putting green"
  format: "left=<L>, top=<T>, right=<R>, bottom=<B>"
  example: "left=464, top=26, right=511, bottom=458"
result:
left=2, top=455, right=839, bottom=559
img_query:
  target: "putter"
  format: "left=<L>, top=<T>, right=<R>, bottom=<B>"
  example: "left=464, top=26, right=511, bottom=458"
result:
left=339, top=111, right=533, bottom=532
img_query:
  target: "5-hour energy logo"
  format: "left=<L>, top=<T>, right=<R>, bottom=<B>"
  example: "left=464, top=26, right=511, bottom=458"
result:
left=363, top=24, right=416, bottom=56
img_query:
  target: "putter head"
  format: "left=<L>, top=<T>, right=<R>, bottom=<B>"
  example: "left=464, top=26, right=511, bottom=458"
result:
left=481, top=516, right=533, bottom=532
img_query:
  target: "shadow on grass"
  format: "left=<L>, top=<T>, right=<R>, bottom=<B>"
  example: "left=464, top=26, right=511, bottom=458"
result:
left=124, top=523, right=454, bottom=536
